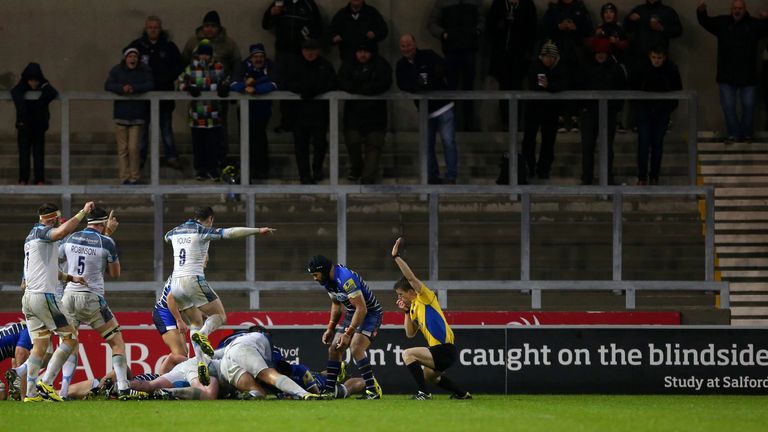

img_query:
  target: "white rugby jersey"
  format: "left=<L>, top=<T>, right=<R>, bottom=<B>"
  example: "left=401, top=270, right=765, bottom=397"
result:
left=23, top=224, right=60, bottom=294
left=60, top=228, right=119, bottom=297
left=164, top=220, right=225, bottom=278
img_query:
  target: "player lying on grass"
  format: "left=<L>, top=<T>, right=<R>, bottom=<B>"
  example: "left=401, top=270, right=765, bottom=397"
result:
left=391, top=237, right=471, bottom=400
left=128, top=357, right=227, bottom=400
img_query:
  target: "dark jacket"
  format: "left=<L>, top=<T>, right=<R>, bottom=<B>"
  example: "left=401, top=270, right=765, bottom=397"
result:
left=428, top=0, right=484, bottom=53
left=594, top=22, right=629, bottom=63
left=630, top=56, right=682, bottom=114
left=262, top=0, right=324, bottom=55
left=624, top=0, right=682, bottom=62
left=130, top=31, right=184, bottom=91
left=329, top=2, right=389, bottom=61
left=283, top=55, right=337, bottom=128
left=338, top=54, right=392, bottom=132
left=11, top=63, right=58, bottom=131
left=104, top=61, right=154, bottom=122
left=697, top=9, right=768, bottom=86
left=542, top=0, right=594, bottom=66
left=231, top=57, right=278, bottom=120
left=396, top=49, right=452, bottom=115
left=486, top=0, right=538, bottom=80
left=577, top=56, right=627, bottom=111
left=527, top=57, right=566, bottom=93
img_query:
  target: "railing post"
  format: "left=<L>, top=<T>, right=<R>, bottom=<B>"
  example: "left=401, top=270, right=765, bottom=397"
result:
left=419, top=97, right=429, bottom=185
left=239, top=98, right=250, bottom=185
left=337, top=192, right=347, bottom=265
left=246, top=192, right=256, bottom=283
left=598, top=98, right=609, bottom=186
left=706, top=187, right=715, bottom=281
left=720, top=284, right=730, bottom=309
left=613, top=192, right=623, bottom=281
left=508, top=94, right=518, bottom=186
left=428, top=193, right=445, bottom=309
left=521, top=193, right=538, bottom=308
left=60, top=97, right=70, bottom=187
left=330, top=95, right=340, bottom=186
left=153, top=193, right=164, bottom=283
left=688, top=93, right=699, bottom=185
left=626, top=287, right=636, bottom=309
left=150, top=97, right=160, bottom=186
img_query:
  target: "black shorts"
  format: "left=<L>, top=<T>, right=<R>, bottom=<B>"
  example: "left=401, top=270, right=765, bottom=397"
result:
left=428, top=343, right=457, bottom=372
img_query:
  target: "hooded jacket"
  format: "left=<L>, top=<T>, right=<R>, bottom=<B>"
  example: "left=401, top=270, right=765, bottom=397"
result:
left=130, top=30, right=184, bottom=91
left=177, top=56, right=228, bottom=128
left=11, top=63, right=58, bottom=130
left=104, top=60, right=154, bottom=123
left=182, top=26, right=241, bottom=79
left=231, top=54, right=278, bottom=120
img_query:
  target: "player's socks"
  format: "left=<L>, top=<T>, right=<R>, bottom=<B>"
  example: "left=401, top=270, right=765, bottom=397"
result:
left=166, top=387, right=203, bottom=400
left=190, top=327, right=204, bottom=363
left=436, top=375, right=467, bottom=396
left=354, top=356, right=378, bottom=394
left=58, top=353, right=78, bottom=397
left=42, top=343, right=72, bottom=385
left=275, top=375, right=308, bottom=398
left=406, top=361, right=429, bottom=393
left=324, top=360, right=341, bottom=393
left=25, top=355, right=43, bottom=398
left=113, top=354, right=130, bottom=391
left=15, top=362, right=28, bottom=377
left=199, top=313, right=225, bottom=336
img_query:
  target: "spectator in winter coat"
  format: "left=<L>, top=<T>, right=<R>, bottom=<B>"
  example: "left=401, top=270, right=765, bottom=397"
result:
left=283, top=39, right=337, bottom=184
left=262, top=0, right=324, bottom=61
left=396, top=34, right=458, bottom=185
left=104, top=47, right=154, bottom=185
left=428, top=0, right=484, bottom=130
left=131, top=15, right=184, bottom=170
left=486, top=0, right=537, bottom=129
left=337, top=41, right=393, bottom=184
left=698, top=0, right=768, bottom=144
left=593, top=2, right=630, bottom=65
left=11, top=62, right=58, bottom=185
left=231, top=43, right=279, bottom=182
left=329, top=0, right=389, bottom=61
left=624, top=0, right=682, bottom=72
left=177, top=41, right=230, bottom=181
left=631, top=45, right=682, bottom=185
left=521, top=40, right=565, bottom=182
left=578, top=37, right=627, bottom=185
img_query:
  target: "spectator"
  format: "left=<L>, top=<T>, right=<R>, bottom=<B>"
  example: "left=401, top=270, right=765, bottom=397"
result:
left=337, top=41, right=393, bottom=184
left=542, top=0, right=594, bottom=133
left=593, top=2, right=630, bottom=133
left=329, top=0, right=389, bottom=62
left=182, top=10, right=240, bottom=171
left=396, top=34, right=458, bottom=185
left=624, top=0, right=682, bottom=72
left=521, top=40, right=565, bottom=182
left=698, top=0, right=768, bottom=144
left=631, top=46, right=682, bottom=185
left=486, top=0, right=537, bottom=129
left=231, top=43, right=278, bottom=182
left=428, top=0, right=484, bottom=131
left=578, top=38, right=627, bottom=185
left=262, top=0, right=323, bottom=134
left=177, top=41, right=230, bottom=181
left=283, top=39, right=337, bottom=184
left=130, top=15, right=184, bottom=170
left=11, top=63, right=58, bottom=185
left=104, top=47, right=154, bottom=185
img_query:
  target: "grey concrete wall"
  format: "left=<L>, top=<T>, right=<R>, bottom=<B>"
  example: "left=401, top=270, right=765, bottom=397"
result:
left=0, top=0, right=757, bottom=135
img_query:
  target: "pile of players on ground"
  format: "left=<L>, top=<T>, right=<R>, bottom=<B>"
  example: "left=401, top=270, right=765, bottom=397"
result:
left=3, top=324, right=369, bottom=401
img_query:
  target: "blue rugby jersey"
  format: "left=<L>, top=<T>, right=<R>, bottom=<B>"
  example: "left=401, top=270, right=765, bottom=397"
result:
left=324, top=265, right=382, bottom=316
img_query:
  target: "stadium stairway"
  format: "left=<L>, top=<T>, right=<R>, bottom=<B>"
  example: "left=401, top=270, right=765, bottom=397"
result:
left=0, top=128, right=724, bottom=322
left=698, top=140, right=768, bottom=325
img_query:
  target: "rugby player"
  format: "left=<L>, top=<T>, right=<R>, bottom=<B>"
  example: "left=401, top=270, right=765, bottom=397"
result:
left=308, top=255, right=383, bottom=399
left=391, top=237, right=471, bottom=400
left=128, top=357, right=225, bottom=400
left=164, top=206, right=275, bottom=386
left=59, top=207, right=134, bottom=399
left=2, top=321, right=33, bottom=400
left=152, top=277, right=190, bottom=373
left=21, top=201, right=93, bottom=402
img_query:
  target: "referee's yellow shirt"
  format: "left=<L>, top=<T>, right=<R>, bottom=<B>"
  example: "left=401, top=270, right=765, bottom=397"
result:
left=409, top=283, right=454, bottom=346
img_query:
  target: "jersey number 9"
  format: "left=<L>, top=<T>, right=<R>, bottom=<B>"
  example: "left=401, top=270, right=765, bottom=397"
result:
left=179, top=248, right=186, bottom=266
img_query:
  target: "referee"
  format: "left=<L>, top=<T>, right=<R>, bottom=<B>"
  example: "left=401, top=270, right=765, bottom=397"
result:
left=391, top=237, right=471, bottom=400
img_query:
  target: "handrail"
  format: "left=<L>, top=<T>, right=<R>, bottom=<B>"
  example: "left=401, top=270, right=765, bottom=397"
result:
left=0, top=89, right=713, bottom=311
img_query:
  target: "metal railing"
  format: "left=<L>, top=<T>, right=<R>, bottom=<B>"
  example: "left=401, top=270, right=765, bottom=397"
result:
left=1, top=90, right=723, bottom=310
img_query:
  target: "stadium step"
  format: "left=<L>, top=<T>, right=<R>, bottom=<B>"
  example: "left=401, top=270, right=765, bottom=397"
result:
left=699, top=140, right=768, bottom=324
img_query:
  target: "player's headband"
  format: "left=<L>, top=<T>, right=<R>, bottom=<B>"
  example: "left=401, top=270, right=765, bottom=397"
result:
left=86, top=215, right=109, bottom=225
left=39, top=210, right=62, bottom=223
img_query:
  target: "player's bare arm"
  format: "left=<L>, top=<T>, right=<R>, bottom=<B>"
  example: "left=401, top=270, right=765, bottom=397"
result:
left=323, top=300, right=343, bottom=345
left=392, top=237, right=423, bottom=293
left=50, top=201, right=95, bottom=241
left=222, top=227, right=276, bottom=239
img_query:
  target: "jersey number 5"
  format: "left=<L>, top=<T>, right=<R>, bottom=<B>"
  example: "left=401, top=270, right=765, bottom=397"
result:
left=77, top=256, right=85, bottom=275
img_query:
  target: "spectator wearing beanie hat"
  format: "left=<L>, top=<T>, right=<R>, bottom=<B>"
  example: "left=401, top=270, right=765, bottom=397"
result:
left=520, top=40, right=565, bottom=183
left=577, top=36, right=627, bottom=185
left=104, top=47, right=154, bottom=185
left=231, top=43, right=278, bottom=181
left=594, top=3, right=629, bottom=64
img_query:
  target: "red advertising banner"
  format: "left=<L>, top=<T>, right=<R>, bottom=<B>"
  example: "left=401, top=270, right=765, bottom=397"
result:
left=0, top=311, right=678, bottom=386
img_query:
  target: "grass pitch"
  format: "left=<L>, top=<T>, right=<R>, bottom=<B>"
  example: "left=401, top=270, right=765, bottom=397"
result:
left=4, top=395, right=767, bottom=432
